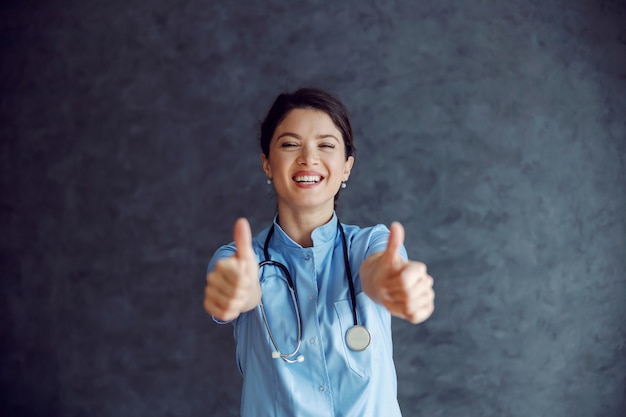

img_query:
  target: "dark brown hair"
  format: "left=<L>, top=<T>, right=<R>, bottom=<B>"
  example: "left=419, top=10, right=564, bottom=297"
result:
left=259, top=88, right=356, bottom=160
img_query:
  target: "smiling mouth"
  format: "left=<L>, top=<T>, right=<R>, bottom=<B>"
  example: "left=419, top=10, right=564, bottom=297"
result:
left=293, top=175, right=322, bottom=184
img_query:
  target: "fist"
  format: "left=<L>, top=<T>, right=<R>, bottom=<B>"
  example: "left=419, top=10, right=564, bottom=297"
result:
left=362, top=222, right=435, bottom=324
left=204, top=218, right=261, bottom=322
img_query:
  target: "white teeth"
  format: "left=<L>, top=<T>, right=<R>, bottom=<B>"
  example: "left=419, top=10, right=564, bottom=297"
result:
left=294, top=175, right=321, bottom=183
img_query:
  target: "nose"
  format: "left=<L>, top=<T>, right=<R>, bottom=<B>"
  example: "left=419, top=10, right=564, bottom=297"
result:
left=297, top=144, right=319, bottom=165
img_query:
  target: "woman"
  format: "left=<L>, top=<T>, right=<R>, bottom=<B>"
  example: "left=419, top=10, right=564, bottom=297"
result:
left=204, top=88, right=435, bottom=416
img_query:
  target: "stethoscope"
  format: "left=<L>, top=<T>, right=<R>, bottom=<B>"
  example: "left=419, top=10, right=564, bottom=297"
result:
left=258, top=221, right=371, bottom=364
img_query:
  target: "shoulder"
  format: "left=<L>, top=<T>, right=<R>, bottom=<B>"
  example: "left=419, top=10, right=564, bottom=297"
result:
left=341, top=222, right=408, bottom=260
left=341, top=222, right=389, bottom=240
left=340, top=222, right=390, bottom=259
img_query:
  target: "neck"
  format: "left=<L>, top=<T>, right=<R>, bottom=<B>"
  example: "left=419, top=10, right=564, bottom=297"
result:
left=276, top=202, right=335, bottom=248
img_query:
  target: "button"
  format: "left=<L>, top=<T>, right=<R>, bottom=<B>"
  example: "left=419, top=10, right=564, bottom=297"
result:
left=310, top=338, right=316, bottom=344
left=308, top=294, right=314, bottom=300
left=304, top=255, right=311, bottom=260
left=319, top=386, right=325, bottom=392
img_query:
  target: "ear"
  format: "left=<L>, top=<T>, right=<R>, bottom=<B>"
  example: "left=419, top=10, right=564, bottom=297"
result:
left=261, top=153, right=271, bottom=178
left=343, top=155, right=355, bottom=182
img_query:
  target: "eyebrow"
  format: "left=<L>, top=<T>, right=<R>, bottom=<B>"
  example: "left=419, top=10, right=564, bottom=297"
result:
left=276, top=132, right=341, bottom=142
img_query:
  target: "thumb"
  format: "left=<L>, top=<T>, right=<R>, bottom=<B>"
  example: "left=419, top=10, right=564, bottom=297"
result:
left=385, top=221, right=405, bottom=260
left=233, top=218, right=255, bottom=260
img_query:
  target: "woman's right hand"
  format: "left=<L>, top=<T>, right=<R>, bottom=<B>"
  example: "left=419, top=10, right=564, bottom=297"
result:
left=204, top=218, right=261, bottom=322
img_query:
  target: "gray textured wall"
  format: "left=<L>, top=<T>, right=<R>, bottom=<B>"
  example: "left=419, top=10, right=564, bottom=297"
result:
left=1, top=1, right=625, bottom=416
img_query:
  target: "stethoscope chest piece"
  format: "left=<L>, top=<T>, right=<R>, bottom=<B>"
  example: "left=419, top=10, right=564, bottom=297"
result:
left=261, top=220, right=373, bottom=362
left=346, top=325, right=371, bottom=352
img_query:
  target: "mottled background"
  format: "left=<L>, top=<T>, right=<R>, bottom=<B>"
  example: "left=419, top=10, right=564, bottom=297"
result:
left=1, top=1, right=625, bottom=416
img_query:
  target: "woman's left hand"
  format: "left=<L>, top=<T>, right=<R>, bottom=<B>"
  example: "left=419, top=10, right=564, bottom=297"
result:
left=360, top=222, right=435, bottom=324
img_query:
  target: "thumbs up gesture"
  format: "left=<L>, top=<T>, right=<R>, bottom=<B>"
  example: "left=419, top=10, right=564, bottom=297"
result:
left=360, top=222, right=435, bottom=324
left=204, top=218, right=262, bottom=322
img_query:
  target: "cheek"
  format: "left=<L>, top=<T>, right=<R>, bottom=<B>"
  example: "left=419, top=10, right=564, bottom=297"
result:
left=269, top=155, right=292, bottom=174
left=336, top=156, right=350, bottom=169
left=331, top=161, right=348, bottom=178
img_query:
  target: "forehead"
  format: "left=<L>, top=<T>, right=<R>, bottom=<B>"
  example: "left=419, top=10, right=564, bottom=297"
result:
left=273, top=108, right=342, bottom=138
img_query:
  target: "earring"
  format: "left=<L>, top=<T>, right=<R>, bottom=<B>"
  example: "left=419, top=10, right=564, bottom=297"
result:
left=341, top=182, right=347, bottom=189
left=266, top=178, right=273, bottom=185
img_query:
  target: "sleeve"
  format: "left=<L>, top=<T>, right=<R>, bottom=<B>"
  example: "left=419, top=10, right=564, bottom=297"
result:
left=207, top=243, right=237, bottom=274
left=364, top=224, right=408, bottom=261
left=206, top=243, right=237, bottom=325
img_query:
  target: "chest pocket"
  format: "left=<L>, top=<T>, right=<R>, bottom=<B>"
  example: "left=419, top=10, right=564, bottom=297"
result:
left=334, top=292, right=384, bottom=379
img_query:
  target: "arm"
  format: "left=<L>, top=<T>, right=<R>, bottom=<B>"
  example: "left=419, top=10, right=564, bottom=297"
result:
left=360, top=222, right=435, bottom=324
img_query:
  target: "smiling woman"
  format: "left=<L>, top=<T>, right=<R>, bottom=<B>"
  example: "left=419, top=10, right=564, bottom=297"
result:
left=261, top=108, right=354, bottom=229
left=203, top=88, right=435, bottom=417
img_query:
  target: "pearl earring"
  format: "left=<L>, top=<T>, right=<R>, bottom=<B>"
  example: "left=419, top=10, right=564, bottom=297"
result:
left=267, top=178, right=273, bottom=185
left=341, top=182, right=347, bottom=189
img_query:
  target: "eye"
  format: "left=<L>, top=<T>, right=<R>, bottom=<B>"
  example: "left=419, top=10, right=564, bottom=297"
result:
left=320, top=143, right=336, bottom=149
left=280, top=142, right=298, bottom=148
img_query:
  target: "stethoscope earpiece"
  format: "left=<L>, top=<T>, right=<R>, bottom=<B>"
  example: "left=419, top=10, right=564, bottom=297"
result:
left=272, top=351, right=305, bottom=363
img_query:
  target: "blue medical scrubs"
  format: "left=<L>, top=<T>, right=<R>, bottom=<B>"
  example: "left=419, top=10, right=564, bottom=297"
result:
left=208, top=213, right=407, bottom=416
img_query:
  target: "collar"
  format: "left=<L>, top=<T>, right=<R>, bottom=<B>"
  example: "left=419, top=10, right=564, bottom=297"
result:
left=270, top=212, right=339, bottom=249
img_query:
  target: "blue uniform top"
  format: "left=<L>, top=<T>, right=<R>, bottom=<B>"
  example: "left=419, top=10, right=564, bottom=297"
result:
left=208, top=213, right=407, bottom=417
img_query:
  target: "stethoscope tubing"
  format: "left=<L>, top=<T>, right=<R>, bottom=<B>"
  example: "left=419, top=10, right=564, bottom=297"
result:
left=259, top=220, right=362, bottom=363
left=259, top=257, right=303, bottom=363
